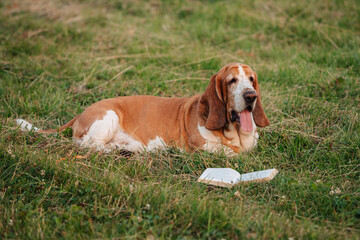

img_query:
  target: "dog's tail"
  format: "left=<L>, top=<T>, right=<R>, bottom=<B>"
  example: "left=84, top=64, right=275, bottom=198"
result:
left=16, top=115, right=80, bottom=134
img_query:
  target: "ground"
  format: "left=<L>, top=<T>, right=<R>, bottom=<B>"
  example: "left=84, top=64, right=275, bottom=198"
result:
left=0, top=0, right=359, bottom=239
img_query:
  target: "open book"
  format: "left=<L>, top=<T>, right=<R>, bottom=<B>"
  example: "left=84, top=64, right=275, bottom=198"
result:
left=198, top=168, right=279, bottom=188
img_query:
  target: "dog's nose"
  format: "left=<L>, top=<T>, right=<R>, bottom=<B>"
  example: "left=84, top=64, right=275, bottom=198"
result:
left=243, top=91, right=257, bottom=104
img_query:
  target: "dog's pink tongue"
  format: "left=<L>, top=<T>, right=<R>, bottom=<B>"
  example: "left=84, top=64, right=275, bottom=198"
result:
left=238, top=110, right=253, bottom=132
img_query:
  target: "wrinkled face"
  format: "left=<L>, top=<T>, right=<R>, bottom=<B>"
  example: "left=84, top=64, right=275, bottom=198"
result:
left=199, top=62, right=269, bottom=131
left=225, top=64, right=258, bottom=126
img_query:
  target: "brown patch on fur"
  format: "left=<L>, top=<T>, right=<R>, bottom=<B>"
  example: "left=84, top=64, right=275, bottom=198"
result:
left=251, top=72, right=270, bottom=127
left=198, top=71, right=227, bottom=130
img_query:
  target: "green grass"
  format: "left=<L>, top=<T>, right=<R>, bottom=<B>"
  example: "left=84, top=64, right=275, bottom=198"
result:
left=1, top=0, right=359, bottom=239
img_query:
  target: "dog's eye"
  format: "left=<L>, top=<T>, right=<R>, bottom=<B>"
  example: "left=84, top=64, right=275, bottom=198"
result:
left=249, top=76, right=254, bottom=82
left=229, top=78, right=237, bottom=85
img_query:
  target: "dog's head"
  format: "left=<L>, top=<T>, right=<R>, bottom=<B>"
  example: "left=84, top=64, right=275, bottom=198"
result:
left=198, top=63, right=270, bottom=131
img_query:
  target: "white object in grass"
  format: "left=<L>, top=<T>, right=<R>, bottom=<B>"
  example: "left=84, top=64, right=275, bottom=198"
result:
left=16, top=119, right=39, bottom=131
left=197, top=168, right=279, bottom=188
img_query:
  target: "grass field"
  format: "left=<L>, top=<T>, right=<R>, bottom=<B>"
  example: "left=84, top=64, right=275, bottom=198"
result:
left=1, top=0, right=359, bottom=239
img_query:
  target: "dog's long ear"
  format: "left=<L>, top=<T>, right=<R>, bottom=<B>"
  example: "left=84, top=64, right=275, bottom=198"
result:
left=252, top=72, right=270, bottom=127
left=198, top=69, right=227, bottom=130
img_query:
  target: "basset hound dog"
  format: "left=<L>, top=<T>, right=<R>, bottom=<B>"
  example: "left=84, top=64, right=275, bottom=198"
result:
left=17, top=62, right=269, bottom=156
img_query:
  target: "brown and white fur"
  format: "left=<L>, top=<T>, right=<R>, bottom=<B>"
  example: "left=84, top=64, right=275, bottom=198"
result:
left=17, top=63, right=270, bottom=156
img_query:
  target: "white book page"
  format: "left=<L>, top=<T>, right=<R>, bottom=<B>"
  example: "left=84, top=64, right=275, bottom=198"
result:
left=237, top=169, right=278, bottom=183
left=198, top=168, right=240, bottom=185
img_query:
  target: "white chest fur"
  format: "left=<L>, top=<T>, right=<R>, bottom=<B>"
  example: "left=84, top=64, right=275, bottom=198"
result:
left=197, top=114, right=259, bottom=155
left=197, top=124, right=235, bottom=156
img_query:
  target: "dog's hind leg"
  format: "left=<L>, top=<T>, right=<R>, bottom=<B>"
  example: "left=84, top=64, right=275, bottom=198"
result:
left=77, top=110, right=121, bottom=152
